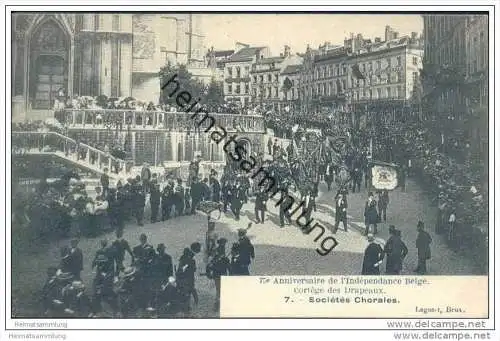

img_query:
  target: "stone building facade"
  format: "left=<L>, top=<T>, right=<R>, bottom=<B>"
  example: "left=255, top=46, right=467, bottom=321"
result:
left=11, top=13, right=205, bottom=121
left=299, top=31, right=424, bottom=124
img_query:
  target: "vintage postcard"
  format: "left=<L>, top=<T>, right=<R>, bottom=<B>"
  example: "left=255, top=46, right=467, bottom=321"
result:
left=3, top=3, right=496, bottom=338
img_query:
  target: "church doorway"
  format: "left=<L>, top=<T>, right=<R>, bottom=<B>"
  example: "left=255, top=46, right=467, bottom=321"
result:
left=28, top=19, right=69, bottom=110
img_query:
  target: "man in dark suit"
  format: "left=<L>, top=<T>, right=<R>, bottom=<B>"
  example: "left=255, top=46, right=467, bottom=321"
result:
left=154, top=243, right=173, bottom=284
left=190, top=177, right=203, bottom=215
left=364, top=192, right=379, bottom=235
left=133, top=233, right=155, bottom=271
left=384, top=226, right=408, bottom=275
left=333, top=193, right=348, bottom=233
left=254, top=187, right=268, bottom=224
left=362, top=234, right=385, bottom=275
left=415, top=221, right=432, bottom=274
left=231, top=180, right=245, bottom=221
left=161, top=180, right=174, bottom=220
left=68, top=239, right=83, bottom=280
left=210, top=174, right=221, bottom=202
left=149, top=180, right=161, bottom=223
left=100, top=168, right=110, bottom=198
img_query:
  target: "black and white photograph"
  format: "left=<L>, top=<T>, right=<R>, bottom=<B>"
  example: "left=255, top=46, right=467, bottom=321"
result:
left=6, top=7, right=492, bottom=326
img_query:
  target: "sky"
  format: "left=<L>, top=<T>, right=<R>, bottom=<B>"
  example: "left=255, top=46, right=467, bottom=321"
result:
left=202, top=14, right=423, bottom=55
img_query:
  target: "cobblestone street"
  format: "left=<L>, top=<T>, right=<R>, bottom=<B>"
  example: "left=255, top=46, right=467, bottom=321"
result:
left=11, top=178, right=481, bottom=318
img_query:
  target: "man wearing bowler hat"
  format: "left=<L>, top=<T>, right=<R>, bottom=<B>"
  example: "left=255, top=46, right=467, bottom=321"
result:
left=362, top=234, right=384, bottom=275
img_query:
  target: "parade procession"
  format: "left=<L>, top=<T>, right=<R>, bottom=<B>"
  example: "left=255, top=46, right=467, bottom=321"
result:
left=10, top=13, right=488, bottom=319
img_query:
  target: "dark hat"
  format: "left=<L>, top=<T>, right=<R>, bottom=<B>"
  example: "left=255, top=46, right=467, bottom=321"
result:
left=389, top=225, right=396, bottom=234
left=417, top=221, right=425, bottom=228
left=217, top=238, right=227, bottom=245
left=123, top=267, right=137, bottom=278
left=237, top=228, right=247, bottom=237
left=157, top=243, right=166, bottom=251
left=190, top=242, right=201, bottom=254
left=368, top=192, right=374, bottom=196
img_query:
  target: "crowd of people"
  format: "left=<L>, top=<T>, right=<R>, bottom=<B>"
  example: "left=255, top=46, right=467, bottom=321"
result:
left=41, top=223, right=255, bottom=318
left=12, top=96, right=488, bottom=317
left=263, top=108, right=487, bottom=271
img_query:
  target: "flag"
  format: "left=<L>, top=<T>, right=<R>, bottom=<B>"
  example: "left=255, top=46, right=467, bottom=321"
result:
left=351, top=64, right=366, bottom=80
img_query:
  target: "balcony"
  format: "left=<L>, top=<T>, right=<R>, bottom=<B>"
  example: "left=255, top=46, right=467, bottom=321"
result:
left=58, top=109, right=266, bottom=133
left=225, top=77, right=251, bottom=83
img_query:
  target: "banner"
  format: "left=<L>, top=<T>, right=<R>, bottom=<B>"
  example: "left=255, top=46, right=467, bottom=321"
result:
left=371, top=162, right=398, bottom=190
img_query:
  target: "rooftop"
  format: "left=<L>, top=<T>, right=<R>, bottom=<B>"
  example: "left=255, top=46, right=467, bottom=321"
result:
left=212, top=50, right=235, bottom=57
left=257, top=56, right=285, bottom=65
left=227, top=46, right=267, bottom=63
left=281, top=64, right=302, bottom=75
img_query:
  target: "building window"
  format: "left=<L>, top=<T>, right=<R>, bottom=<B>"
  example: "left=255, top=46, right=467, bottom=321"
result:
left=397, top=86, right=402, bottom=98
left=275, top=74, right=279, bottom=82
left=244, top=66, right=250, bottom=75
left=268, top=74, right=272, bottom=82
left=387, top=58, right=392, bottom=67
left=342, top=80, right=346, bottom=90
left=412, top=72, right=418, bottom=83
left=236, top=67, right=241, bottom=78
left=253, top=76, right=257, bottom=83
left=412, top=56, right=418, bottom=65
left=377, top=88, right=382, bottom=98
left=335, top=67, right=339, bottom=76
left=112, top=14, right=120, bottom=31
left=397, top=56, right=401, bottom=66
left=228, top=85, right=232, bottom=93
left=228, top=67, right=233, bottom=76
left=369, top=89, right=373, bottom=99
left=236, top=85, right=241, bottom=94
left=245, top=84, right=249, bottom=94
left=275, top=87, right=279, bottom=97
left=387, top=87, right=391, bottom=98
left=260, top=75, right=263, bottom=83
left=377, top=61, right=381, bottom=70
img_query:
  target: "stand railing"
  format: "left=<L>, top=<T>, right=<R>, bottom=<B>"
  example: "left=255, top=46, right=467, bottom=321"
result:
left=58, top=109, right=266, bottom=133
left=12, top=131, right=129, bottom=176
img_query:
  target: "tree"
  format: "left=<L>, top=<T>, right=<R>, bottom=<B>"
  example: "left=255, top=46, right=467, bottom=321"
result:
left=203, top=78, right=224, bottom=107
left=159, top=62, right=205, bottom=107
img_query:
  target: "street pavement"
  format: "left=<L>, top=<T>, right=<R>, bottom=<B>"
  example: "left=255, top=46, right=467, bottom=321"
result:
left=11, top=178, right=481, bottom=318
